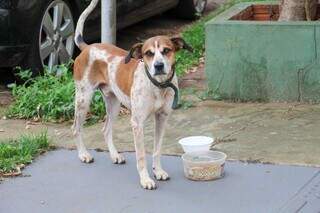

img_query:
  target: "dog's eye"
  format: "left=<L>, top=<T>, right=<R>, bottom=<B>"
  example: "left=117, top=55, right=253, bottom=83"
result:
left=145, top=50, right=154, bottom=57
left=162, top=48, right=171, bottom=55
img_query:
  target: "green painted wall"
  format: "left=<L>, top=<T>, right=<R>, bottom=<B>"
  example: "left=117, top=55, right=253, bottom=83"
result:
left=205, top=2, right=320, bottom=102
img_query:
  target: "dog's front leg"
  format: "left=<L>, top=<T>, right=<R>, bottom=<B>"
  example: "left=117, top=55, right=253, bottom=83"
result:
left=131, top=115, right=156, bottom=190
left=152, top=111, right=170, bottom=181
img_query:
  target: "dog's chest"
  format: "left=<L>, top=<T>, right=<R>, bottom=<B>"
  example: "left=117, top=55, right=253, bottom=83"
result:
left=153, top=89, right=169, bottom=111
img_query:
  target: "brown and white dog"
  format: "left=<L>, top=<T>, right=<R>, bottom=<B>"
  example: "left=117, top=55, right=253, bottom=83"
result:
left=72, top=0, right=192, bottom=190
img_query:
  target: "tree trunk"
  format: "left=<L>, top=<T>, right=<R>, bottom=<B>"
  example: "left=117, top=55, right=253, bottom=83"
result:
left=279, top=0, right=318, bottom=21
left=305, top=0, right=318, bottom=20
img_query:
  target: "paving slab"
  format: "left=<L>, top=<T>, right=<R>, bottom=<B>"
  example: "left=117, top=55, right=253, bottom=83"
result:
left=0, top=150, right=319, bottom=213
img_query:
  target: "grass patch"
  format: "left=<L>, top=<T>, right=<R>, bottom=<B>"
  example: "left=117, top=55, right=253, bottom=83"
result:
left=176, top=0, right=270, bottom=76
left=0, top=132, right=51, bottom=176
left=6, top=63, right=105, bottom=122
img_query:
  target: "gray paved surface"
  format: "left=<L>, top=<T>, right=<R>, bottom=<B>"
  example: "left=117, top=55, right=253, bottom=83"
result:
left=0, top=150, right=319, bottom=213
left=279, top=170, right=320, bottom=212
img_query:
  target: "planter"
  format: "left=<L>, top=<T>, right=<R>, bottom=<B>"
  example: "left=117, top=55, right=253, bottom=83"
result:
left=205, top=1, right=320, bottom=102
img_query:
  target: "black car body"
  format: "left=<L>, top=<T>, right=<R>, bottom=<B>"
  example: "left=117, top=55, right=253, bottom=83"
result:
left=0, top=0, right=206, bottom=72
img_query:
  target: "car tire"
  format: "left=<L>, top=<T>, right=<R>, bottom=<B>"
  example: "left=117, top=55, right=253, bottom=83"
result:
left=23, top=0, right=75, bottom=75
left=175, top=0, right=207, bottom=19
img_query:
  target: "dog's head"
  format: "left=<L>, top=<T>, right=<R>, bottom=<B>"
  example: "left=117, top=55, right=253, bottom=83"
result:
left=125, top=36, right=193, bottom=81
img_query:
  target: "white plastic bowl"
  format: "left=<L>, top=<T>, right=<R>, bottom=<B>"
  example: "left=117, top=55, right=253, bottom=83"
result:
left=178, top=136, right=214, bottom=153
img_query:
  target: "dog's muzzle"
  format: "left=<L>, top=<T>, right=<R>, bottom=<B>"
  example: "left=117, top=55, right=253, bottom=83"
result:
left=154, top=62, right=166, bottom=76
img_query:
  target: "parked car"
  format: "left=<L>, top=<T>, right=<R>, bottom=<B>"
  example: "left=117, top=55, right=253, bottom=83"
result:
left=0, top=0, right=207, bottom=74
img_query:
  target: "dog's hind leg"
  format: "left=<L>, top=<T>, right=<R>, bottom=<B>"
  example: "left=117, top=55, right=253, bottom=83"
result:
left=72, top=82, right=95, bottom=163
left=101, top=89, right=125, bottom=164
left=152, top=111, right=170, bottom=181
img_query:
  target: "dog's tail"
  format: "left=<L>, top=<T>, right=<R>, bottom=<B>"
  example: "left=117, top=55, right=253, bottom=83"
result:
left=74, top=0, right=99, bottom=51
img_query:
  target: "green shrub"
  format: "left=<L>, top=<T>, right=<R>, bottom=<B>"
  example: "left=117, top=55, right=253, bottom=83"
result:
left=6, top=63, right=105, bottom=122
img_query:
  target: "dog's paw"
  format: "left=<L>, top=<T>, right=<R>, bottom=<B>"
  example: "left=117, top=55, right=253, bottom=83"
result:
left=78, top=151, right=94, bottom=163
left=153, top=168, right=170, bottom=181
left=111, top=153, right=126, bottom=164
left=140, top=176, right=157, bottom=190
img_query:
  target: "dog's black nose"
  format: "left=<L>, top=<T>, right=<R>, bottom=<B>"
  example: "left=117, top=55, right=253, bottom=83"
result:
left=154, top=62, right=165, bottom=75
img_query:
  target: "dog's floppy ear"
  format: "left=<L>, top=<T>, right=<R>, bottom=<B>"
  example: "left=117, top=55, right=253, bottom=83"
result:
left=125, top=43, right=143, bottom=64
left=170, top=37, right=193, bottom=53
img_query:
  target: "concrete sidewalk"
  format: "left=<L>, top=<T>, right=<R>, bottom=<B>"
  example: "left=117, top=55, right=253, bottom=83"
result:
left=1, top=150, right=320, bottom=213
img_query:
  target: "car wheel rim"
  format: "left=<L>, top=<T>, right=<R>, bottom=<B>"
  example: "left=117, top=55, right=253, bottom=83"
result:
left=193, top=0, right=207, bottom=14
left=39, top=0, right=74, bottom=70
